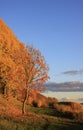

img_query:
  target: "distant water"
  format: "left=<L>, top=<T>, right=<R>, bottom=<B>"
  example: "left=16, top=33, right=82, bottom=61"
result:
left=42, top=91, right=83, bottom=103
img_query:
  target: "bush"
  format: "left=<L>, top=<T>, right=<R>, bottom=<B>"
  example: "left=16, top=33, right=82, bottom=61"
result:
left=47, top=97, right=58, bottom=108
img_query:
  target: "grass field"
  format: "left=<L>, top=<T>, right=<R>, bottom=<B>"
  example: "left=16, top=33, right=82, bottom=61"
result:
left=0, top=95, right=83, bottom=130
left=0, top=112, right=83, bottom=130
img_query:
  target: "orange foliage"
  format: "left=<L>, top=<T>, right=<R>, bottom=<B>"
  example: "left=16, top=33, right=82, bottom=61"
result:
left=0, top=19, right=49, bottom=114
left=55, top=101, right=83, bottom=113
left=27, top=89, right=58, bottom=108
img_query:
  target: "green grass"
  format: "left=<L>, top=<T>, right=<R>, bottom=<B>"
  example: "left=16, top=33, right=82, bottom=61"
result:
left=27, top=106, right=82, bottom=120
left=27, top=106, right=57, bottom=116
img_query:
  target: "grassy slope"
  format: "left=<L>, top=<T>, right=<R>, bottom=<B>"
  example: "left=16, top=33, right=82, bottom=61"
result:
left=0, top=95, right=83, bottom=130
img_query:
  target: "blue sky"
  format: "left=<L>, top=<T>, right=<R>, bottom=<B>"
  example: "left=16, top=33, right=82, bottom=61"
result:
left=0, top=0, right=83, bottom=83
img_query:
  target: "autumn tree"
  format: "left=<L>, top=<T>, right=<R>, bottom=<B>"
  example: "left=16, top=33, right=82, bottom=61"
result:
left=0, top=19, right=28, bottom=97
left=0, top=41, right=17, bottom=97
left=19, top=46, right=49, bottom=114
left=0, top=19, right=49, bottom=114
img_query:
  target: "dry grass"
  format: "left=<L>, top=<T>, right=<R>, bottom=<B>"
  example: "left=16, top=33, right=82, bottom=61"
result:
left=0, top=95, right=22, bottom=116
left=0, top=95, right=83, bottom=130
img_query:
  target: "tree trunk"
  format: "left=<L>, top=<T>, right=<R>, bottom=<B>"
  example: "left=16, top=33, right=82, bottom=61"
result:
left=22, top=88, right=29, bottom=114
left=22, top=100, right=26, bottom=114
left=4, top=86, right=7, bottom=97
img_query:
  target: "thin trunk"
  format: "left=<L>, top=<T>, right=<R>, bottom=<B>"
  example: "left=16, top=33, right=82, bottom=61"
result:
left=4, top=86, right=7, bottom=97
left=22, top=88, right=29, bottom=114
left=22, top=100, right=26, bottom=114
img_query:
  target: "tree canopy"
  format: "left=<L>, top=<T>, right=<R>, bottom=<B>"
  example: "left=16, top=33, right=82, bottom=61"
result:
left=0, top=19, right=49, bottom=113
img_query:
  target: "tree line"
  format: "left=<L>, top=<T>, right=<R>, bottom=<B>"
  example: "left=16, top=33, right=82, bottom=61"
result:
left=0, top=19, right=49, bottom=114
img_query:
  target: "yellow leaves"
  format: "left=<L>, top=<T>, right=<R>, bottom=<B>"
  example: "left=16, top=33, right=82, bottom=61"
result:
left=0, top=19, right=50, bottom=114
left=0, top=19, right=49, bottom=106
left=0, top=55, right=15, bottom=68
left=24, top=45, right=49, bottom=88
left=0, top=20, right=21, bottom=91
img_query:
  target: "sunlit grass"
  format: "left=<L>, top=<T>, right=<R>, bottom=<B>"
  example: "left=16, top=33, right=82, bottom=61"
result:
left=0, top=96, right=83, bottom=130
left=0, top=113, right=83, bottom=130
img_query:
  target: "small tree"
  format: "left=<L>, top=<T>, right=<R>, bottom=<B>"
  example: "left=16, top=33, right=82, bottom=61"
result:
left=21, top=46, right=49, bottom=114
